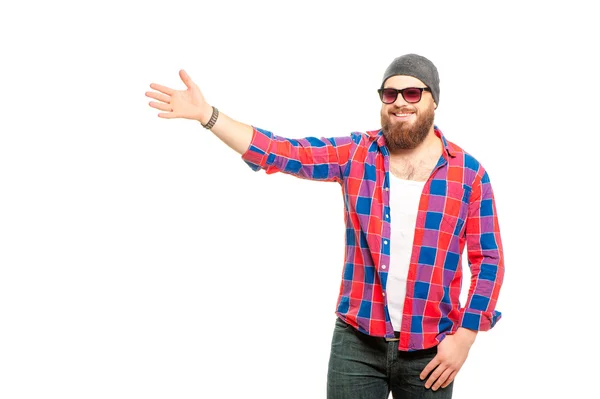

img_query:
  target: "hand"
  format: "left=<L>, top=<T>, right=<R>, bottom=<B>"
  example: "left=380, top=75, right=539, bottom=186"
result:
left=419, top=328, right=477, bottom=391
left=146, top=69, right=212, bottom=123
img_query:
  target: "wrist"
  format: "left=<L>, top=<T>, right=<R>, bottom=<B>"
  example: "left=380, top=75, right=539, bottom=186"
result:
left=198, top=104, right=214, bottom=125
left=455, top=327, right=477, bottom=346
left=200, top=106, right=219, bottom=130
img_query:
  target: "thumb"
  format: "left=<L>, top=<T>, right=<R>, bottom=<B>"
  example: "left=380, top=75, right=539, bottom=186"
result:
left=179, top=69, right=196, bottom=89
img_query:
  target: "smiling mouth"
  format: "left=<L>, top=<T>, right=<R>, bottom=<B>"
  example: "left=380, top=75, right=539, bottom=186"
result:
left=391, top=111, right=416, bottom=120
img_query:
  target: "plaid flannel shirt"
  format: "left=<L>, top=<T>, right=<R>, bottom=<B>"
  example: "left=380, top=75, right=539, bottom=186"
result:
left=241, top=125, right=504, bottom=351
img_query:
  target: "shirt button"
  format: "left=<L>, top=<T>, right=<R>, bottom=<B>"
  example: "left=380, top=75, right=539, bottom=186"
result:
left=382, top=292, right=386, bottom=296
left=382, top=265, right=387, bottom=269
left=384, top=240, right=388, bottom=245
left=384, top=187, right=389, bottom=191
left=386, top=214, right=389, bottom=219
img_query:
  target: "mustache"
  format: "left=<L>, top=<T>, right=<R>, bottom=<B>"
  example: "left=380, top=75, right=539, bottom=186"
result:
left=388, top=107, right=417, bottom=114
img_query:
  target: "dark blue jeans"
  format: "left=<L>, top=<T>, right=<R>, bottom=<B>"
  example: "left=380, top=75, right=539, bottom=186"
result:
left=327, top=318, right=453, bottom=399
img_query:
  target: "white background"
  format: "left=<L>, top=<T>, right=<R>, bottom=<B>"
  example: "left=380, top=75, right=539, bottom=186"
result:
left=1, top=1, right=598, bottom=398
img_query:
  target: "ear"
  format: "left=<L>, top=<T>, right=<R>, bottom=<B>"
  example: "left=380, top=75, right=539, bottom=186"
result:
left=433, top=101, right=438, bottom=110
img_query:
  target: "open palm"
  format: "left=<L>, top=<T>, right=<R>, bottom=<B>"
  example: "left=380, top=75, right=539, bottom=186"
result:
left=146, top=70, right=210, bottom=121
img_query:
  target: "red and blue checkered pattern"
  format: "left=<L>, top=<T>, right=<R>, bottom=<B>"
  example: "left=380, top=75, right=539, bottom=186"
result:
left=241, top=126, right=504, bottom=351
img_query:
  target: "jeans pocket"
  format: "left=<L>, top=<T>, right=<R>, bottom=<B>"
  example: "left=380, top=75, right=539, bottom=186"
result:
left=335, top=317, right=351, bottom=330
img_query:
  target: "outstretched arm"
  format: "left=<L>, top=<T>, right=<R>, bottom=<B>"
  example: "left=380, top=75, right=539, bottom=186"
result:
left=146, top=70, right=354, bottom=182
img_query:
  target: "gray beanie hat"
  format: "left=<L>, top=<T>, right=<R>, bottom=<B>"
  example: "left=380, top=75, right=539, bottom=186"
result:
left=381, top=54, right=440, bottom=106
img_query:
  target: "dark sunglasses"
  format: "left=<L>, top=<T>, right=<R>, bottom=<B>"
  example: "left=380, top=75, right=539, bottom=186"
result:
left=377, top=87, right=431, bottom=104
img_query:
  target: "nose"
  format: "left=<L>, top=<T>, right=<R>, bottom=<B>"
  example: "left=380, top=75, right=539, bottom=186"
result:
left=392, top=92, right=409, bottom=107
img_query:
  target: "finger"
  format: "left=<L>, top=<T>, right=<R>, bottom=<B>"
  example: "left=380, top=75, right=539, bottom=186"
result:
left=158, top=112, right=178, bottom=119
left=420, top=356, right=440, bottom=380
left=179, top=69, right=195, bottom=89
left=149, top=83, right=175, bottom=96
left=425, top=364, right=446, bottom=389
left=432, top=368, right=453, bottom=391
left=145, top=91, right=171, bottom=104
left=149, top=101, right=172, bottom=112
left=441, top=370, right=457, bottom=389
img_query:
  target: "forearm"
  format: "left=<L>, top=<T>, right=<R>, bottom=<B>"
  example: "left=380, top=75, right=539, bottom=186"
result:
left=196, top=103, right=353, bottom=182
left=199, top=104, right=254, bottom=155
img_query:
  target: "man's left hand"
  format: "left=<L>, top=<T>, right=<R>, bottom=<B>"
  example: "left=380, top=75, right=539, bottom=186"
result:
left=419, top=327, right=477, bottom=391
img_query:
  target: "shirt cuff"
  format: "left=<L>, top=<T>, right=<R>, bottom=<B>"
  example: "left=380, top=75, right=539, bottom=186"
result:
left=241, top=126, right=274, bottom=171
left=459, top=308, right=502, bottom=331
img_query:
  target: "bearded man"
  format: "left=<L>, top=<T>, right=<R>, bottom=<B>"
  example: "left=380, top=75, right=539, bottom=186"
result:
left=146, top=53, right=505, bottom=399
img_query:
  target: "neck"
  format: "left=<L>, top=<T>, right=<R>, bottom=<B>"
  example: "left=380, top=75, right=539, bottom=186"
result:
left=389, top=126, right=441, bottom=159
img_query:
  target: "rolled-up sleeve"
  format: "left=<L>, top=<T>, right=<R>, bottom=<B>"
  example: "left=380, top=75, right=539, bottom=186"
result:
left=241, top=126, right=353, bottom=183
left=460, top=170, right=505, bottom=331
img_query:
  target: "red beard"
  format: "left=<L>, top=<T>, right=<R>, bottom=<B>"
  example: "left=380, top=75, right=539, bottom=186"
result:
left=381, top=104, right=435, bottom=152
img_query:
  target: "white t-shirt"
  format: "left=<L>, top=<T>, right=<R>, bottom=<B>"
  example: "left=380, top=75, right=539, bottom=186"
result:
left=387, top=174, right=426, bottom=331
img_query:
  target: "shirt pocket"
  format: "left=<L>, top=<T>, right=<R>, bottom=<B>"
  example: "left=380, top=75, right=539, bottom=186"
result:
left=441, top=184, right=472, bottom=235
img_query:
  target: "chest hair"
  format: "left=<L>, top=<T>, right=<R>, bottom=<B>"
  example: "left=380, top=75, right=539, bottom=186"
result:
left=389, top=155, right=440, bottom=182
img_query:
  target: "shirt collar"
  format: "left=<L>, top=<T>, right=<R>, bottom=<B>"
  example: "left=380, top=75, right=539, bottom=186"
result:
left=367, top=125, right=456, bottom=158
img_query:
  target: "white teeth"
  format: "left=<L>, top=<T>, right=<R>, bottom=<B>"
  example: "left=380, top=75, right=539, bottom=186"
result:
left=394, top=113, right=412, bottom=117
